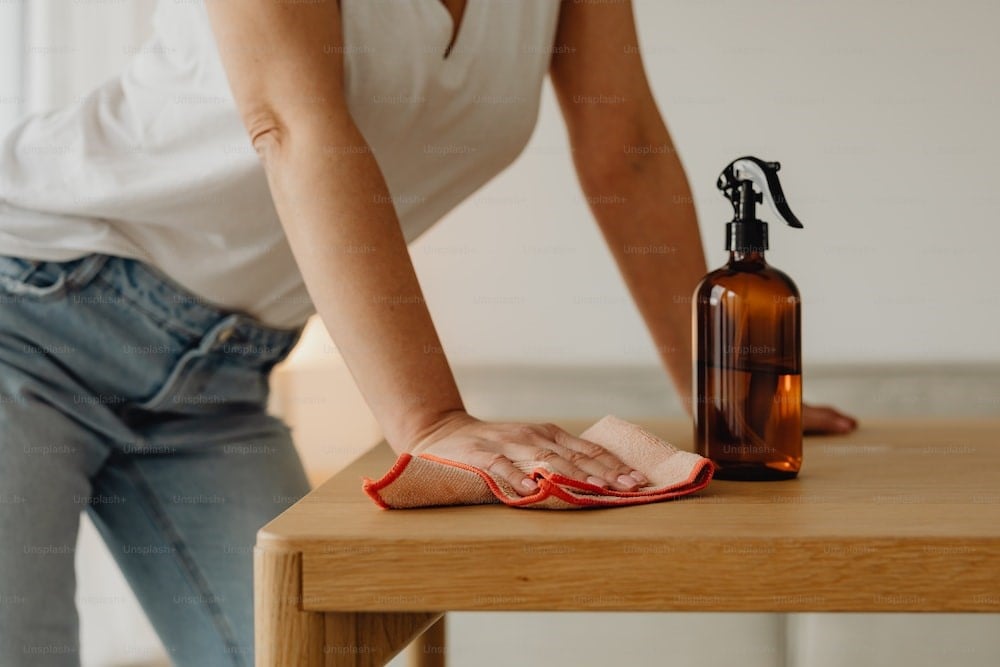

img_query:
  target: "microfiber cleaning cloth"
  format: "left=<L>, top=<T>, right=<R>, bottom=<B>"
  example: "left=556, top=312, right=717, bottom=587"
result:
left=363, top=414, right=715, bottom=509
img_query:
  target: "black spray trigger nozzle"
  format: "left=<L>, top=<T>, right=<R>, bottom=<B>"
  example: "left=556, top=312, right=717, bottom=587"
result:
left=718, top=156, right=804, bottom=229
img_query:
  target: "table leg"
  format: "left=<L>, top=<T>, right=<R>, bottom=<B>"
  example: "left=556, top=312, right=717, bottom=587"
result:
left=324, top=611, right=443, bottom=667
left=255, top=548, right=326, bottom=666
left=408, top=616, right=446, bottom=667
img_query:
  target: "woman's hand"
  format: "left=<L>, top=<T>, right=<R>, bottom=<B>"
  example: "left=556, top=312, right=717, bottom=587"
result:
left=803, top=403, right=858, bottom=435
left=408, top=411, right=649, bottom=496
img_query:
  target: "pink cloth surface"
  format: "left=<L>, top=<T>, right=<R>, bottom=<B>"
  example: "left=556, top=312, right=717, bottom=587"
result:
left=363, top=414, right=715, bottom=510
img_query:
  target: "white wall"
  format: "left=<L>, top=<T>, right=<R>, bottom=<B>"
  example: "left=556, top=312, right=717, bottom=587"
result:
left=411, top=0, right=1000, bottom=367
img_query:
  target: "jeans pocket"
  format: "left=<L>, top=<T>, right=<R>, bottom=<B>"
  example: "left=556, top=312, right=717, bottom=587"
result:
left=132, top=314, right=271, bottom=414
left=0, top=253, right=110, bottom=301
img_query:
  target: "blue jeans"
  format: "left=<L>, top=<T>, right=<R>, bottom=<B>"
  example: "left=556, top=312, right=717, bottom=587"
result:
left=0, top=253, right=312, bottom=666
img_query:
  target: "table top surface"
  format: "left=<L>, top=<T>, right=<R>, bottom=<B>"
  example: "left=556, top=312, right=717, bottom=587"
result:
left=262, top=418, right=1000, bottom=545
left=258, top=418, right=1000, bottom=612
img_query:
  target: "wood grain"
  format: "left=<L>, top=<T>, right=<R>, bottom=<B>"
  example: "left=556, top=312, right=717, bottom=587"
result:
left=258, top=419, right=1000, bottom=617
left=254, top=548, right=325, bottom=666
left=322, top=611, right=441, bottom=666
left=407, top=616, right=445, bottom=667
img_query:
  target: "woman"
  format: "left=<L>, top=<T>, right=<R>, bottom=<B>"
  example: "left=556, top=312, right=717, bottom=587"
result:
left=0, top=0, right=857, bottom=664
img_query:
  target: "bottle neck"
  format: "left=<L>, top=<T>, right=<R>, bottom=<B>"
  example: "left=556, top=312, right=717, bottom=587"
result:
left=725, top=220, right=768, bottom=258
left=728, top=249, right=766, bottom=264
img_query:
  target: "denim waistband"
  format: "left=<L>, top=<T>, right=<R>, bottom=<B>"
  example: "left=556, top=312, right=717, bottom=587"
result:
left=91, top=255, right=306, bottom=364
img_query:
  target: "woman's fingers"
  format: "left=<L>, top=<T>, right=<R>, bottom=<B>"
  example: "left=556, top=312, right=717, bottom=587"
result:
left=464, top=448, right=540, bottom=497
left=500, top=441, right=628, bottom=490
left=505, top=426, right=645, bottom=491
left=803, top=403, right=858, bottom=435
left=413, top=419, right=651, bottom=497
left=549, top=427, right=648, bottom=488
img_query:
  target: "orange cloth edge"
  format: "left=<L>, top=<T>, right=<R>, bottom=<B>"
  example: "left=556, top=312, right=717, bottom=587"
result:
left=361, top=451, right=415, bottom=509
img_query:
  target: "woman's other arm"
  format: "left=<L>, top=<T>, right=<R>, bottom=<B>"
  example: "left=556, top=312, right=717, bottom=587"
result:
left=549, top=0, right=857, bottom=433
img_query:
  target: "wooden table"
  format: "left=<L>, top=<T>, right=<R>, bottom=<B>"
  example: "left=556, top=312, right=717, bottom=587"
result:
left=254, top=419, right=1000, bottom=666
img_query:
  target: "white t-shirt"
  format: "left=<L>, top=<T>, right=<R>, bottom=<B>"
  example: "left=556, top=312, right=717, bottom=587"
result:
left=0, top=0, right=561, bottom=328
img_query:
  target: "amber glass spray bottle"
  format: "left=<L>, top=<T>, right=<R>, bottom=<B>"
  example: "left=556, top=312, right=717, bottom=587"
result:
left=693, top=156, right=803, bottom=480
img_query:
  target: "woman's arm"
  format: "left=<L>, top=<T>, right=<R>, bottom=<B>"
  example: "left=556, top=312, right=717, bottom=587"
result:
left=204, top=1, right=464, bottom=453
left=549, top=0, right=703, bottom=413
left=549, top=0, right=857, bottom=433
left=202, top=0, right=649, bottom=491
